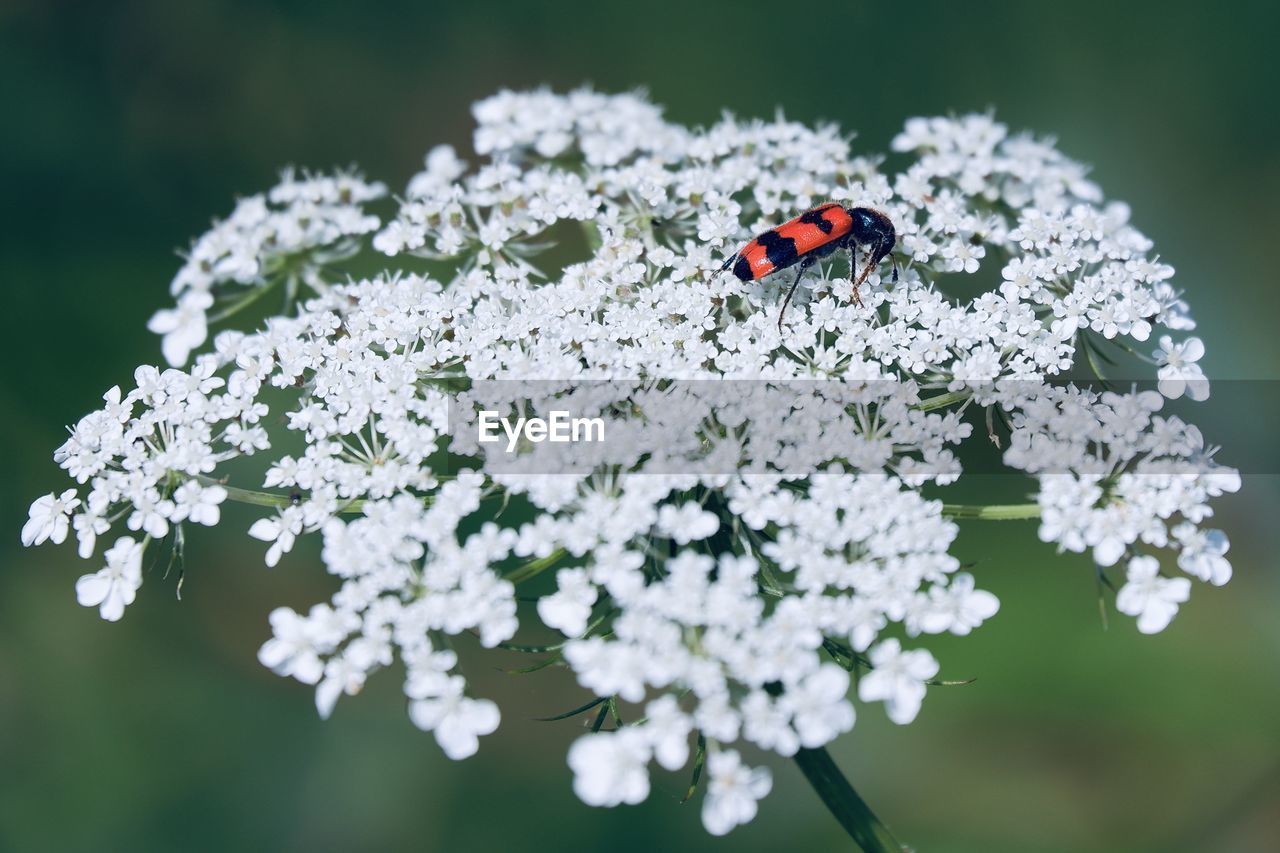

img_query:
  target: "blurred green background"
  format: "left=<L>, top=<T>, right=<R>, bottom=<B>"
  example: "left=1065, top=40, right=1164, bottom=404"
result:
left=2, top=1, right=1278, bottom=851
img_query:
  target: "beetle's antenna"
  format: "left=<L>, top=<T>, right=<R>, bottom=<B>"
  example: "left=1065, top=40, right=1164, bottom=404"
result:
left=715, top=253, right=736, bottom=276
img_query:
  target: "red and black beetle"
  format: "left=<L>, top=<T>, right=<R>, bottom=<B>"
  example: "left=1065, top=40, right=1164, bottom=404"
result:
left=717, top=204, right=898, bottom=330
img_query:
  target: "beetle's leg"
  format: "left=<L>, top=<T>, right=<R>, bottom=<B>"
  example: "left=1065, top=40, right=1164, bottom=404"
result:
left=848, top=241, right=865, bottom=308
left=777, top=256, right=816, bottom=333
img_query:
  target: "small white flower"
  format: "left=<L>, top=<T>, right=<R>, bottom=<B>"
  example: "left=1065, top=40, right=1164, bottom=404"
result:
left=258, top=606, right=326, bottom=684
left=643, top=695, right=693, bottom=770
left=701, top=749, right=772, bottom=836
left=911, top=573, right=1000, bottom=636
left=785, top=664, right=856, bottom=748
left=22, top=489, right=79, bottom=547
left=858, top=639, right=939, bottom=724
left=1116, top=555, right=1190, bottom=634
left=74, top=536, right=144, bottom=622
left=537, top=567, right=597, bottom=636
left=1154, top=335, right=1209, bottom=401
left=148, top=290, right=214, bottom=367
left=408, top=676, right=501, bottom=759
left=248, top=508, right=304, bottom=567
left=126, top=492, right=173, bottom=540
left=567, top=729, right=652, bottom=807
left=171, top=481, right=227, bottom=526
left=1174, top=524, right=1232, bottom=586
left=315, top=653, right=367, bottom=720
left=72, top=505, right=110, bottom=559
left=656, top=502, right=720, bottom=544
left=942, top=239, right=985, bottom=273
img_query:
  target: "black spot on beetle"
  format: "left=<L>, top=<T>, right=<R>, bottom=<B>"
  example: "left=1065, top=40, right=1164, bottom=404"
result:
left=798, top=207, right=835, bottom=234
left=756, top=229, right=799, bottom=271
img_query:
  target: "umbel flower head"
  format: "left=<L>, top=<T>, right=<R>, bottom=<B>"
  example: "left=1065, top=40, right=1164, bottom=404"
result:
left=24, top=88, right=1238, bottom=838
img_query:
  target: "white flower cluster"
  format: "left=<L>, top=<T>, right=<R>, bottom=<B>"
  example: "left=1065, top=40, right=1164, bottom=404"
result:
left=258, top=480, right=511, bottom=758
left=23, top=89, right=1239, bottom=836
left=999, top=383, right=1238, bottom=631
left=150, top=169, right=385, bottom=365
left=552, top=473, right=988, bottom=826
left=23, top=363, right=236, bottom=618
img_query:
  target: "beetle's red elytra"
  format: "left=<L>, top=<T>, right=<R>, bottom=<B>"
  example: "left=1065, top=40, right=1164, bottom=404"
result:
left=718, top=204, right=898, bottom=330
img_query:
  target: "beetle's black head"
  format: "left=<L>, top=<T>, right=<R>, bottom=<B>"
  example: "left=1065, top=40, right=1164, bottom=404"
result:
left=844, top=206, right=898, bottom=287
left=846, top=207, right=896, bottom=257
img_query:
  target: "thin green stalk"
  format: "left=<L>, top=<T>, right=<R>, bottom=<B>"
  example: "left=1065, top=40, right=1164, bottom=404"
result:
left=941, top=502, right=1040, bottom=520
left=504, top=549, right=567, bottom=584
left=915, top=390, right=971, bottom=412
left=207, top=278, right=282, bottom=324
left=535, top=695, right=608, bottom=722
left=192, top=474, right=374, bottom=513
left=793, top=746, right=907, bottom=853
left=681, top=733, right=707, bottom=803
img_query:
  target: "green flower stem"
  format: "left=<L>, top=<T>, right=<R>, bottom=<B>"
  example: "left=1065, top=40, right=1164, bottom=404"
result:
left=207, top=278, right=282, bottom=324
left=192, top=475, right=374, bottom=513
left=914, top=390, right=971, bottom=411
left=504, top=549, right=566, bottom=584
left=793, top=746, right=906, bottom=853
left=202, top=470, right=1037, bottom=524
left=941, top=502, right=1040, bottom=520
